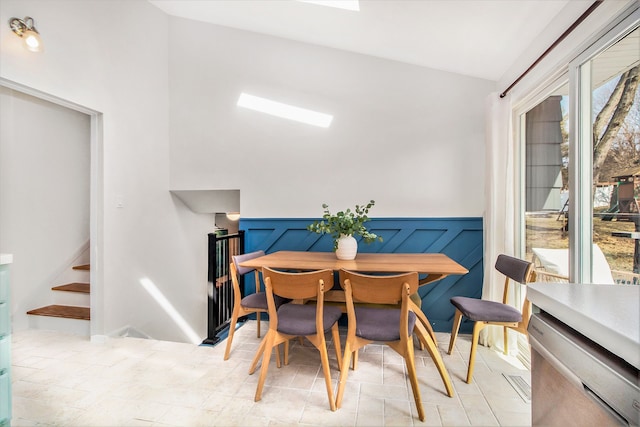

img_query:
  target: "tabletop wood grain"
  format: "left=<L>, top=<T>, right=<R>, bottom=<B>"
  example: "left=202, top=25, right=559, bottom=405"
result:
left=239, top=251, right=468, bottom=285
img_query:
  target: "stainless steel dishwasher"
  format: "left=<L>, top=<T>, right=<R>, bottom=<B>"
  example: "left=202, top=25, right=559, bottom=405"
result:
left=528, top=311, right=639, bottom=426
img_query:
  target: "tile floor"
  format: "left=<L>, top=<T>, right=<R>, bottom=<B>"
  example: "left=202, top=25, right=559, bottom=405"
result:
left=10, top=322, right=531, bottom=426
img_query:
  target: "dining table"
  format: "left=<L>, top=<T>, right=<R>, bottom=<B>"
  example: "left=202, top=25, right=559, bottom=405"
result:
left=238, top=250, right=468, bottom=284
left=239, top=250, right=469, bottom=398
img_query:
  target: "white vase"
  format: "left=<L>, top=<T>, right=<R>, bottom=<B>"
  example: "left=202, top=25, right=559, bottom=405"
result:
left=336, top=234, right=358, bottom=260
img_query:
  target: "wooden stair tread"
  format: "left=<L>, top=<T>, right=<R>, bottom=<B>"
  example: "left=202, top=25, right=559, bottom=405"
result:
left=73, top=264, right=90, bottom=271
left=27, top=305, right=90, bottom=320
left=52, top=283, right=90, bottom=293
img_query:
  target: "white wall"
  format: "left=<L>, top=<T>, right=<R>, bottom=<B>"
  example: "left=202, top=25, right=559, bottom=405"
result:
left=0, top=0, right=494, bottom=343
left=0, top=0, right=211, bottom=343
left=168, top=18, right=495, bottom=218
left=0, top=87, right=90, bottom=330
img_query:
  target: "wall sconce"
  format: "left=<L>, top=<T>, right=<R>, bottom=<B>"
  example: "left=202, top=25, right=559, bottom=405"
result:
left=9, top=16, right=43, bottom=52
left=226, top=212, right=241, bottom=221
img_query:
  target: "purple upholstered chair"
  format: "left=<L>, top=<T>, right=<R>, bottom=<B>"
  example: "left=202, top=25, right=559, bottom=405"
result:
left=335, top=269, right=425, bottom=422
left=447, top=254, right=534, bottom=383
left=249, top=267, right=343, bottom=411
left=224, top=251, right=288, bottom=360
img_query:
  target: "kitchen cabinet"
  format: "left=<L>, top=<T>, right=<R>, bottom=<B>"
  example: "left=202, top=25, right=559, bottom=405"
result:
left=527, top=283, right=639, bottom=426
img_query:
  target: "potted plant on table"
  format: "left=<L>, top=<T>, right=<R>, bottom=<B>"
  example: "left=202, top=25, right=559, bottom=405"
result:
left=307, top=200, right=383, bottom=260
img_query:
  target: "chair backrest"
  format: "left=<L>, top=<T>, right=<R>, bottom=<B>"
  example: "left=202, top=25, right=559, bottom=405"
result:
left=339, top=270, right=419, bottom=305
left=262, top=267, right=334, bottom=300
left=230, top=250, right=265, bottom=298
left=261, top=267, right=334, bottom=331
left=232, top=250, right=265, bottom=276
left=495, top=254, right=533, bottom=284
left=340, top=269, right=419, bottom=341
left=495, top=254, right=534, bottom=328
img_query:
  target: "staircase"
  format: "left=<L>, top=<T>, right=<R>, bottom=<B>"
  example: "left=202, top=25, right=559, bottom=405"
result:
left=26, top=264, right=90, bottom=336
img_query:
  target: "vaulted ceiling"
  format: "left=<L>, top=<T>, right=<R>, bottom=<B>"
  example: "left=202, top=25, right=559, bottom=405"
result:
left=148, top=0, right=592, bottom=82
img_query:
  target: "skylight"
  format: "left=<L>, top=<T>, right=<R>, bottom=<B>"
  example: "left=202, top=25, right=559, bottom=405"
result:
left=298, top=0, right=360, bottom=12
left=237, top=93, right=333, bottom=128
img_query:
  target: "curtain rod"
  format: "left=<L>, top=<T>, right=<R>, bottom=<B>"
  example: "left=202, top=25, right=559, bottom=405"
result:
left=499, top=0, right=603, bottom=98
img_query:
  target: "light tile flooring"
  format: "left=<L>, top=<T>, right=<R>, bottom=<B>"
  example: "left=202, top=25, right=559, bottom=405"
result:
left=11, top=322, right=531, bottom=426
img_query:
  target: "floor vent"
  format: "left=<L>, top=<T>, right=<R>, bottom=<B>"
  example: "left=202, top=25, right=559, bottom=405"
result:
left=503, top=374, right=531, bottom=402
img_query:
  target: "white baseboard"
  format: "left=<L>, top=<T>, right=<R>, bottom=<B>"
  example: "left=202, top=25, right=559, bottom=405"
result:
left=27, top=315, right=90, bottom=337
left=107, top=325, right=152, bottom=339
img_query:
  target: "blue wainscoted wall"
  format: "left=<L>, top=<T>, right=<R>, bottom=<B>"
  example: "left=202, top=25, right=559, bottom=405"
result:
left=240, top=217, right=483, bottom=333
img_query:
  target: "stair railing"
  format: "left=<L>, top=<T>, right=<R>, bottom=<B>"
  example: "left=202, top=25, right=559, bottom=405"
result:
left=203, top=230, right=244, bottom=345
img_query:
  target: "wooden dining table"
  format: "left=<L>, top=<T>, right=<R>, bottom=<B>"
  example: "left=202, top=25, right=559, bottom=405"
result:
left=239, top=250, right=468, bottom=398
left=238, top=250, right=468, bottom=283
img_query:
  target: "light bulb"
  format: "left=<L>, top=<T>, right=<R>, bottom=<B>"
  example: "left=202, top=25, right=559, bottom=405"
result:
left=22, top=30, right=42, bottom=52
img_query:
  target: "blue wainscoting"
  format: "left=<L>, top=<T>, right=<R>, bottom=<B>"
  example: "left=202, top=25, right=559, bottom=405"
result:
left=240, top=217, right=483, bottom=333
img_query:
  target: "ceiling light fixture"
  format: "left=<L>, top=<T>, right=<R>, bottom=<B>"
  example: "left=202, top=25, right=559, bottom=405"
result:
left=9, top=16, right=43, bottom=52
left=226, top=212, right=241, bottom=221
left=299, top=0, right=360, bottom=12
left=237, top=93, right=333, bottom=128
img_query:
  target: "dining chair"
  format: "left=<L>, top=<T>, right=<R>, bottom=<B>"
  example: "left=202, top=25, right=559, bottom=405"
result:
left=224, top=251, right=288, bottom=361
left=447, top=254, right=534, bottom=383
left=250, top=267, right=343, bottom=411
left=336, top=269, right=426, bottom=422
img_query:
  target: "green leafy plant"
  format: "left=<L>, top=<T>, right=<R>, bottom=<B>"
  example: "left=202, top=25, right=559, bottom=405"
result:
left=307, top=200, right=383, bottom=250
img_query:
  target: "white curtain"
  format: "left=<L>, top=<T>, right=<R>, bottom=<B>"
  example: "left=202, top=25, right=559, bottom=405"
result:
left=480, top=91, right=518, bottom=353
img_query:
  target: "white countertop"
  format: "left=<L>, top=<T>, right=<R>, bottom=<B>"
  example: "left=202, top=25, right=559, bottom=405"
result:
left=0, top=254, right=13, bottom=265
left=528, top=283, right=639, bottom=370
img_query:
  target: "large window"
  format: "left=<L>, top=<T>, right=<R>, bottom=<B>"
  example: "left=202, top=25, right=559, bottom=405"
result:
left=524, top=83, right=569, bottom=256
left=583, top=26, right=640, bottom=283
left=523, top=13, right=639, bottom=284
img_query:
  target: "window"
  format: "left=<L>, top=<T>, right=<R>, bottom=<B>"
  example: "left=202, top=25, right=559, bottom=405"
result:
left=523, top=82, right=570, bottom=274
left=521, top=11, right=639, bottom=284
left=579, top=26, right=640, bottom=284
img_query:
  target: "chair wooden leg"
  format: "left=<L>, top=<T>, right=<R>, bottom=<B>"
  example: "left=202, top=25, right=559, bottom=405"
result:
left=335, top=341, right=352, bottom=409
left=331, top=324, right=343, bottom=371
left=275, top=343, right=282, bottom=368
left=255, top=332, right=275, bottom=402
left=352, top=349, right=359, bottom=370
left=404, top=340, right=425, bottom=422
left=223, top=308, right=240, bottom=361
left=410, top=300, right=438, bottom=347
left=256, top=312, right=261, bottom=338
left=317, top=335, right=337, bottom=411
left=415, top=322, right=454, bottom=397
left=448, top=309, right=463, bottom=354
left=414, top=333, right=425, bottom=351
left=284, top=340, right=290, bottom=365
left=466, top=322, right=484, bottom=384
left=503, top=326, right=509, bottom=355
